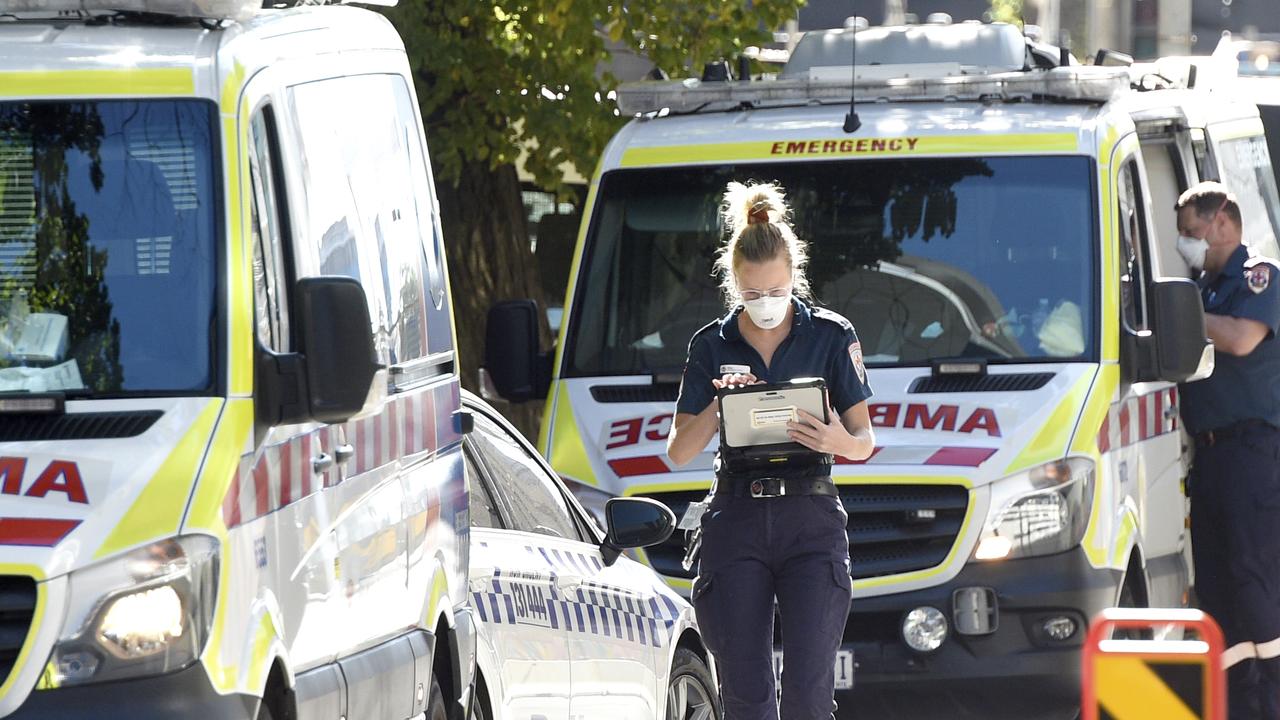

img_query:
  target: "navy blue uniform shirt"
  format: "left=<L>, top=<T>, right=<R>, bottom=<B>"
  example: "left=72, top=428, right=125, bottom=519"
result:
left=675, top=297, right=874, bottom=418
left=1180, top=244, right=1280, bottom=435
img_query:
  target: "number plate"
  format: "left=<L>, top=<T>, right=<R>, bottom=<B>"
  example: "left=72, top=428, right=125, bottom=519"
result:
left=772, top=649, right=855, bottom=690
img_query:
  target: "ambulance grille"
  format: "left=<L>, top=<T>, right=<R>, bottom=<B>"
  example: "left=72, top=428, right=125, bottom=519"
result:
left=589, top=384, right=680, bottom=403
left=909, top=372, right=1055, bottom=393
left=0, top=410, right=162, bottom=441
left=0, top=577, right=36, bottom=688
left=642, top=484, right=970, bottom=581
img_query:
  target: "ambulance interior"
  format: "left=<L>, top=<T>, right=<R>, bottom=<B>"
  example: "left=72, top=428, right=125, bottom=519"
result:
left=566, top=155, right=1099, bottom=377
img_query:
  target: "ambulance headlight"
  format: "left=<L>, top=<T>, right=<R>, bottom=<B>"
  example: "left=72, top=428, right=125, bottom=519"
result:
left=44, top=535, right=219, bottom=687
left=974, top=458, right=1095, bottom=561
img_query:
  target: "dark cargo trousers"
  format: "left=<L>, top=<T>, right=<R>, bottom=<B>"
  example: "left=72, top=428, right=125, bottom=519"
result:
left=1190, top=426, right=1280, bottom=719
left=691, top=493, right=853, bottom=720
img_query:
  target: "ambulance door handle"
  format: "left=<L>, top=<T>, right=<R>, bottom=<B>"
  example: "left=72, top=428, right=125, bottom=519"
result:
left=312, top=453, right=334, bottom=474
left=334, top=444, right=355, bottom=467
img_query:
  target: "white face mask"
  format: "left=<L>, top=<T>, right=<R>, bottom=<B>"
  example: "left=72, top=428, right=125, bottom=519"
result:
left=1176, top=235, right=1209, bottom=271
left=743, top=294, right=791, bottom=330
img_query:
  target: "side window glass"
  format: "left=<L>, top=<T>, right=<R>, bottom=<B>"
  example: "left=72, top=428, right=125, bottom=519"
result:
left=469, top=413, right=581, bottom=541
left=287, top=75, right=429, bottom=368
left=1118, top=160, right=1151, bottom=333
left=1217, top=135, right=1280, bottom=259
left=248, top=107, right=290, bottom=352
left=464, top=444, right=505, bottom=529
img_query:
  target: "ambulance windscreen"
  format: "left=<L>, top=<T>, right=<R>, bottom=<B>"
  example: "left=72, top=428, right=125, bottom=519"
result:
left=0, top=100, right=217, bottom=396
left=565, top=155, right=1096, bottom=376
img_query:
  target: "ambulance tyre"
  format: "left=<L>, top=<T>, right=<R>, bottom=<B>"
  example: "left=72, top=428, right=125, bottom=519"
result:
left=666, top=647, right=719, bottom=720
left=255, top=701, right=274, bottom=720
left=427, top=673, right=448, bottom=720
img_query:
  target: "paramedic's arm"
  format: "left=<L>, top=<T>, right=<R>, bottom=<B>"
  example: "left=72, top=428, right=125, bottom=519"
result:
left=788, top=402, right=876, bottom=461
left=1205, top=314, right=1269, bottom=356
left=668, top=406, right=719, bottom=467
left=1212, top=263, right=1280, bottom=356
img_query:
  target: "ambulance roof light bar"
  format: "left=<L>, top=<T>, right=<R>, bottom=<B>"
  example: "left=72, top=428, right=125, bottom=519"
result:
left=0, top=0, right=261, bottom=20
left=614, top=66, right=1132, bottom=117
left=0, top=0, right=395, bottom=21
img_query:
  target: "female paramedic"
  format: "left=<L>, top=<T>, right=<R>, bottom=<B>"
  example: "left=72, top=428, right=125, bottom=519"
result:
left=666, top=181, right=875, bottom=720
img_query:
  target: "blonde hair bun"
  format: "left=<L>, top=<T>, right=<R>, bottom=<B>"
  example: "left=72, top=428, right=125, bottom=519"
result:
left=722, top=181, right=789, bottom=235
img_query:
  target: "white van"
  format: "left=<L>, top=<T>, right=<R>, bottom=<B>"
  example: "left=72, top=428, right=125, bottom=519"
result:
left=0, top=0, right=474, bottom=718
left=484, top=20, right=1280, bottom=719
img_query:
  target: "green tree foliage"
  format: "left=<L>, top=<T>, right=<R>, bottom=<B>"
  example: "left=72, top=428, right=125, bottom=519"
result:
left=988, top=0, right=1023, bottom=27
left=382, top=1, right=804, bottom=437
left=386, top=1, right=804, bottom=191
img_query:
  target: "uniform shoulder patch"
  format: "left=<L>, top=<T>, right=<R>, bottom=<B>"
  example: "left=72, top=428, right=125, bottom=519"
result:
left=1247, top=265, right=1271, bottom=294
left=848, top=341, right=867, bottom=385
left=811, top=306, right=854, bottom=332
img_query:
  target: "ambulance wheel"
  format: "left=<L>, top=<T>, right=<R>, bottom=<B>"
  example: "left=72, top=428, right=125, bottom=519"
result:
left=427, top=673, right=448, bottom=720
left=255, top=700, right=274, bottom=720
left=666, top=647, right=719, bottom=720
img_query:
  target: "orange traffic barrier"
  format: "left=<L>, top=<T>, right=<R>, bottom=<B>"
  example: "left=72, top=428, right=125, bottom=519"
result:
left=1082, top=608, right=1226, bottom=720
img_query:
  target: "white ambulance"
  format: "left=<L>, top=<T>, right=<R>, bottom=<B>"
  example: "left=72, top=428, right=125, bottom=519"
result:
left=483, top=20, right=1280, bottom=718
left=0, top=0, right=475, bottom=718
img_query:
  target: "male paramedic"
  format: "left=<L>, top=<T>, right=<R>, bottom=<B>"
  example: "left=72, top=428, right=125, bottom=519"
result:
left=1176, top=181, right=1280, bottom=719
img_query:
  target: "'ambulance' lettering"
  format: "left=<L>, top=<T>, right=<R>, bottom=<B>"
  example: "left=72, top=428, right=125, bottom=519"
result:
left=770, top=137, right=921, bottom=156
left=606, top=418, right=644, bottom=450
left=868, top=403, right=1002, bottom=437
left=0, top=457, right=90, bottom=503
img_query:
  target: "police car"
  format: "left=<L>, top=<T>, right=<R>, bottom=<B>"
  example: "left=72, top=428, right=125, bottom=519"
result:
left=460, top=393, right=718, bottom=720
left=483, top=17, right=1280, bottom=720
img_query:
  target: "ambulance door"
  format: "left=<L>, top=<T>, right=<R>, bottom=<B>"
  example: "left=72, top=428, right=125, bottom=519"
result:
left=279, top=74, right=414, bottom=658
left=464, top=414, right=572, bottom=719
left=1135, top=117, right=1199, bottom=279
left=242, top=86, right=354, bottom=672
left=1206, top=123, right=1280, bottom=258
left=1115, top=152, right=1187, bottom=606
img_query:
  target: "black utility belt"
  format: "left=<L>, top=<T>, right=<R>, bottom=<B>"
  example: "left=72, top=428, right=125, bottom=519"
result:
left=1194, top=418, right=1280, bottom=448
left=722, top=477, right=838, bottom=498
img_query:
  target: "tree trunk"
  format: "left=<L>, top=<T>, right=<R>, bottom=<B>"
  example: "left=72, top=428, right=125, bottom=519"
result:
left=434, top=160, right=548, bottom=441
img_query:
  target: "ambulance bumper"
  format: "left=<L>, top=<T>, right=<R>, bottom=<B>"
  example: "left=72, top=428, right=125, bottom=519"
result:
left=836, top=547, right=1120, bottom=720
left=7, top=662, right=259, bottom=719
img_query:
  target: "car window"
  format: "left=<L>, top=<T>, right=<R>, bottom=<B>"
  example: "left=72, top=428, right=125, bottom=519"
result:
left=464, top=444, right=505, bottom=529
left=468, top=412, right=581, bottom=541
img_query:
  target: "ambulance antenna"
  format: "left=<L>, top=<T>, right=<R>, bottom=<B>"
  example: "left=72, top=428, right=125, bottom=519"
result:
left=842, top=6, right=862, bottom=133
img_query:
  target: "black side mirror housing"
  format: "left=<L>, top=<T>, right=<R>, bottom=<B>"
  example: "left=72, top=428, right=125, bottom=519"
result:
left=483, top=300, right=550, bottom=403
left=256, top=276, right=380, bottom=427
left=600, top=497, right=676, bottom=567
left=1149, top=278, right=1214, bottom=382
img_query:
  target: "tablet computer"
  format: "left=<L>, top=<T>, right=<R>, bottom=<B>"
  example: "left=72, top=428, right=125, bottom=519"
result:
left=717, top=378, right=828, bottom=452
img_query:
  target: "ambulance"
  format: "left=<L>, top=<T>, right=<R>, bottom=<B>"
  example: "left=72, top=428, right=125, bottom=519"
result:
left=0, top=0, right=474, bottom=718
left=482, top=20, right=1280, bottom=718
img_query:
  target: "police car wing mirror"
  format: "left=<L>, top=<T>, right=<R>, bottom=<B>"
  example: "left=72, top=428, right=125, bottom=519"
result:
left=484, top=300, right=551, bottom=403
left=295, top=276, right=381, bottom=424
left=1149, top=278, right=1214, bottom=383
left=599, top=497, right=676, bottom=566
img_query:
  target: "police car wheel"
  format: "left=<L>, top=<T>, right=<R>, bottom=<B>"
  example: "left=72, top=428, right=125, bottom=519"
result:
left=426, top=673, right=448, bottom=720
left=666, top=647, right=719, bottom=720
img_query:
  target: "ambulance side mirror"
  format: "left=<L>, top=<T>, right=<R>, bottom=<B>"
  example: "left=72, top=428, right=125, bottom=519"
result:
left=257, top=277, right=380, bottom=427
left=600, top=497, right=676, bottom=566
left=483, top=300, right=551, bottom=403
left=1149, top=278, right=1215, bottom=383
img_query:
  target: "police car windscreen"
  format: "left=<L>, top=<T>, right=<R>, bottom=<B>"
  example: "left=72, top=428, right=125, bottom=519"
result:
left=0, top=100, right=218, bottom=395
left=565, top=156, right=1096, bottom=376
